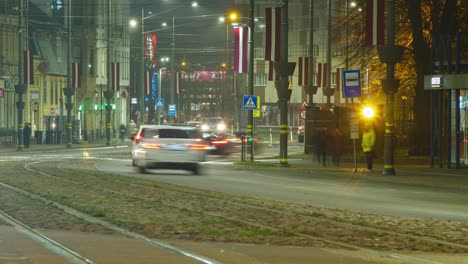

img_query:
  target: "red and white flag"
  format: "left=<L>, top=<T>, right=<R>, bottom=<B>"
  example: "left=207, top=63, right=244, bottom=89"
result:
left=317, top=63, right=327, bottom=88
left=71, top=62, right=81, bottom=88
left=233, top=26, right=248, bottom=73
left=268, top=61, right=279, bottom=81
left=365, top=0, right=385, bottom=46
left=297, top=57, right=310, bottom=86
left=175, top=71, right=180, bottom=94
left=23, top=50, right=34, bottom=85
left=265, top=7, right=281, bottom=62
left=144, top=71, right=151, bottom=95
left=335, top=68, right=344, bottom=91
left=265, top=7, right=281, bottom=61
left=111, top=63, right=120, bottom=91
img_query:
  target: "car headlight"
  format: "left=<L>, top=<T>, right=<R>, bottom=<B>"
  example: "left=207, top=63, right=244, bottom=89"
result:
left=201, top=124, right=209, bottom=131
left=217, top=123, right=226, bottom=131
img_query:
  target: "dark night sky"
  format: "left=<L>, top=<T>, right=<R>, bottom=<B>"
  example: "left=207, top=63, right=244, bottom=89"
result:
left=131, top=0, right=235, bottom=70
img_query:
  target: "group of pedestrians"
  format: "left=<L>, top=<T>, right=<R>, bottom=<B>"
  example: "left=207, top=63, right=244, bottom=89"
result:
left=311, top=126, right=344, bottom=167
left=311, top=124, right=376, bottom=171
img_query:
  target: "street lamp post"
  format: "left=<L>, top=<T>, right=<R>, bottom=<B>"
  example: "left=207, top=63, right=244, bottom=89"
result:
left=170, top=16, right=175, bottom=123
left=139, top=8, right=145, bottom=126
left=15, top=0, right=26, bottom=151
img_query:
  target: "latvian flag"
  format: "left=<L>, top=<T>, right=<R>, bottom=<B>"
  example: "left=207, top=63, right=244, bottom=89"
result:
left=175, top=71, right=181, bottom=94
left=335, top=68, right=344, bottom=91
left=317, top=63, right=327, bottom=88
left=23, top=50, right=34, bottom=85
left=297, top=57, right=310, bottom=86
left=71, top=62, right=81, bottom=88
left=111, top=63, right=120, bottom=91
left=233, top=26, right=248, bottom=73
left=265, top=7, right=281, bottom=62
left=268, top=61, right=279, bottom=81
left=144, top=71, right=151, bottom=95
left=365, top=0, right=385, bottom=46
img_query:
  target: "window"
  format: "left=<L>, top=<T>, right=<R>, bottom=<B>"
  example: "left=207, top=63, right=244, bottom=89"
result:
left=254, top=73, right=267, bottom=86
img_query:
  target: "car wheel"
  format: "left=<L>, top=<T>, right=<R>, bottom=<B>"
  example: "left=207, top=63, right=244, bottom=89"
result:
left=138, top=166, right=146, bottom=174
left=192, top=164, right=200, bottom=175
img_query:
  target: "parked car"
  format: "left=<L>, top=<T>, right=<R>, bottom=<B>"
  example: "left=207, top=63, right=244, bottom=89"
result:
left=131, top=125, right=208, bottom=174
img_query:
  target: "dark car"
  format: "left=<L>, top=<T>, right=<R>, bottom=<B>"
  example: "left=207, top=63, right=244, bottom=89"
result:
left=201, top=132, right=234, bottom=155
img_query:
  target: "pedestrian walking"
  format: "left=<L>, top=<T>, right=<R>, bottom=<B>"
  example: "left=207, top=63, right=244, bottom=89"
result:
left=330, top=127, right=344, bottom=166
left=311, top=128, right=321, bottom=164
left=23, top=123, right=31, bottom=148
left=119, top=124, right=126, bottom=142
left=361, top=124, right=376, bottom=172
left=317, top=128, right=330, bottom=167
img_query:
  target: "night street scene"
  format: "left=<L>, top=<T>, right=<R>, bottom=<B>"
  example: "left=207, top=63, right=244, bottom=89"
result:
left=0, top=0, right=468, bottom=263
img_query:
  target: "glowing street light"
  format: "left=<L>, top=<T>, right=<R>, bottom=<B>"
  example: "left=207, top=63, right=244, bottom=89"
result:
left=362, top=106, right=375, bottom=119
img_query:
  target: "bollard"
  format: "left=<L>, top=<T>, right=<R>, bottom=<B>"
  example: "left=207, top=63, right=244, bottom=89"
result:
left=269, top=128, right=273, bottom=146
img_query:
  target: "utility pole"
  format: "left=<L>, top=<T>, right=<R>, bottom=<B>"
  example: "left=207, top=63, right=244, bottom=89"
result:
left=138, top=8, right=145, bottom=125
left=247, top=0, right=254, bottom=161
left=323, top=0, right=334, bottom=105
left=104, top=0, right=114, bottom=146
left=64, top=0, right=73, bottom=148
left=304, top=0, right=317, bottom=154
left=378, top=0, right=403, bottom=176
left=274, top=0, right=295, bottom=167
left=15, top=0, right=26, bottom=151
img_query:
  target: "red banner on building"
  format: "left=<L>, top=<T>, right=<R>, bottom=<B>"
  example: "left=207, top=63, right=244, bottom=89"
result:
left=317, top=63, right=327, bottom=88
left=298, top=57, right=310, bottom=86
left=365, top=0, right=385, bottom=46
left=265, top=7, right=281, bottom=62
left=71, top=62, right=81, bottom=88
left=144, top=71, right=151, bottom=95
left=144, top=34, right=157, bottom=69
left=268, top=61, right=279, bottom=81
left=23, top=50, right=34, bottom=85
left=111, top=63, right=120, bottom=91
left=233, top=27, right=248, bottom=73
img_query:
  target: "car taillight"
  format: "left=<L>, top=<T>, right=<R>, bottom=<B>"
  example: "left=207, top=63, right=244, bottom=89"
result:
left=141, top=143, right=164, bottom=149
left=212, top=140, right=228, bottom=145
left=135, top=134, right=142, bottom=144
left=188, top=144, right=209, bottom=150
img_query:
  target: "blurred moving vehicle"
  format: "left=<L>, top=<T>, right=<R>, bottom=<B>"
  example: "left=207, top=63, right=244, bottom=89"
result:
left=130, top=125, right=207, bottom=174
left=184, top=120, right=202, bottom=128
left=201, top=132, right=235, bottom=155
left=229, top=132, right=266, bottom=154
left=200, top=117, right=226, bottom=133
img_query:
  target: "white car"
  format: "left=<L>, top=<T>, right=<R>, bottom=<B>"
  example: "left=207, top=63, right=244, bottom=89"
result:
left=131, top=125, right=207, bottom=174
left=200, top=117, right=226, bottom=132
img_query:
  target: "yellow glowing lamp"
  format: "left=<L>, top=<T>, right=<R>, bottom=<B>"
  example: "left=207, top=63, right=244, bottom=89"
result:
left=229, top=12, right=238, bottom=21
left=362, top=106, right=375, bottom=119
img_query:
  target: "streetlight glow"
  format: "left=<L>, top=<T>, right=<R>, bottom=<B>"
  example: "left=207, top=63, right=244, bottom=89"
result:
left=129, top=19, right=137, bottom=27
left=362, top=106, right=375, bottom=119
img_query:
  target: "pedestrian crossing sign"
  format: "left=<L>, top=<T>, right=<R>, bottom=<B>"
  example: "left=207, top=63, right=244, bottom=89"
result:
left=155, top=98, right=164, bottom=108
left=243, top=95, right=258, bottom=110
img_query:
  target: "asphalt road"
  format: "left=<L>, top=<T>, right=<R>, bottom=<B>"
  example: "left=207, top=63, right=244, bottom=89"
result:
left=92, top=147, right=468, bottom=222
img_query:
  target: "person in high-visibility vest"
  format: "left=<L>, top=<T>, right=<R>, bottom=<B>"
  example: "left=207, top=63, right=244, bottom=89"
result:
left=361, top=123, right=376, bottom=172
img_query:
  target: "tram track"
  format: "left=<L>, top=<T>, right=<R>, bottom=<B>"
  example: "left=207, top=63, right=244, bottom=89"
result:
left=1, top=158, right=462, bottom=264
left=0, top=208, right=95, bottom=264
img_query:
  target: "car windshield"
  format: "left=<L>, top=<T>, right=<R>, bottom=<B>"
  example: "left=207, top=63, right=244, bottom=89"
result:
left=143, top=128, right=200, bottom=139
left=202, top=117, right=223, bottom=124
